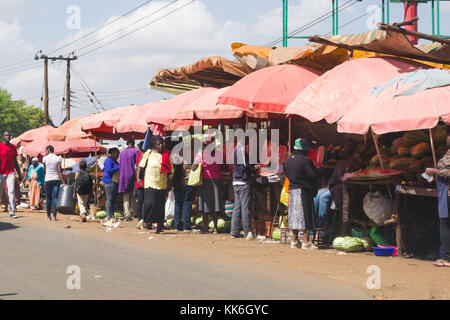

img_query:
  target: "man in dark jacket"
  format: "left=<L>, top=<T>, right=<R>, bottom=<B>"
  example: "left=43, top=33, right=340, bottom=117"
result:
left=231, top=139, right=254, bottom=240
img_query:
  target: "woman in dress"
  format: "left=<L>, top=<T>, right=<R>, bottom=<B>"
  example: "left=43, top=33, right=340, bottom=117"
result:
left=282, top=138, right=320, bottom=249
left=26, top=157, right=45, bottom=209
left=425, top=127, right=450, bottom=267
left=137, top=135, right=173, bottom=234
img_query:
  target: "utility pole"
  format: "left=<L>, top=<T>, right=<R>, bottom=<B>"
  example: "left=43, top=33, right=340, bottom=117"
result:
left=35, top=52, right=77, bottom=125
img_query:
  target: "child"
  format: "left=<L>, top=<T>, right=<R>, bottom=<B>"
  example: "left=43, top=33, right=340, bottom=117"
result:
left=74, top=160, right=94, bottom=222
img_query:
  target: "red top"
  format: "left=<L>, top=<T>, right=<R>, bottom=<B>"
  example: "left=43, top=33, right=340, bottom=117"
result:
left=135, top=152, right=144, bottom=189
left=0, top=143, right=18, bottom=175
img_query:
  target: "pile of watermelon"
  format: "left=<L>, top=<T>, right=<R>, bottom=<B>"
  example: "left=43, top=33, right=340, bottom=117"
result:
left=353, top=168, right=401, bottom=179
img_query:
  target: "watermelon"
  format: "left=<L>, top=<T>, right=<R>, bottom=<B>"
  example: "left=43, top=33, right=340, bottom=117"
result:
left=166, top=218, right=173, bottom=228
left=96, top=211, right=107, bottom=219
left=403, top=131, right=429, bottom=147
left=272, top=228, right=281, bottom=241
left=390, top=157, right=416, bottom=170
left=409, top=142, right=431, bottom=159
left=397, top=147, right=409, bottom=156
left=114, top=212, right=124, bottom=218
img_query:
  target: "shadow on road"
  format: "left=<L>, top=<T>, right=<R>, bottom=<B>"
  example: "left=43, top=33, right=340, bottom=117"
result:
left=0, top=221, right=19, bottom=232
left=0, top=293, right=17, bottom=297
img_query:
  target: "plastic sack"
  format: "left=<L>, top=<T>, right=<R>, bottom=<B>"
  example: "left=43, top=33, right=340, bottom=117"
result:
left=187, top=163, right=203, bottom=187
left=165, top=189, right=175, bottom=219
left=279, top=215, right=289, bottom=228
left=280, top=178, right=289, bottom=206
left=363, top=191, right=393, bottom=225
left=369, top=226, right=391, bottom=246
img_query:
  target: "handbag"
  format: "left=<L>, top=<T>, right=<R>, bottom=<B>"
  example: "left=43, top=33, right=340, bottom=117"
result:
left=188, top=152, right=203, bottom=187
left=138, top=150, right=151, bottom=181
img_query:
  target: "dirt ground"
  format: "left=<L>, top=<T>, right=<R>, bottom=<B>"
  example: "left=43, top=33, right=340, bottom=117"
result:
left=5, top=207, right=450, bottom=300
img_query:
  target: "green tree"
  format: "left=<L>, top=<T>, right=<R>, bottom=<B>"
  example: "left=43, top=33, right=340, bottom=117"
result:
left=0, top=87, right=46, bottom=138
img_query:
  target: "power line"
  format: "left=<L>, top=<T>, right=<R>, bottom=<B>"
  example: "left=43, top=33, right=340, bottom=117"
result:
left=50, top=0, right=155, bottom=55
left=330, top=4, right=381, bottom=34
left=77, top=0, right=196, bottom=57
left=69, top=0, right=179, bottom=56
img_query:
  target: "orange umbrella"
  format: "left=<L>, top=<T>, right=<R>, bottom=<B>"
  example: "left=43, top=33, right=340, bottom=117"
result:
left=11, top=125, right=55, bottom=147
left=217, top=64, right=322, bottom=114
left=47, top=115, right=94, bottom=141
left=146, top=87, right=216, bottom=125
left=22, top=138, right=107, bottom=158
left=285, top=57, right=430, bottom=123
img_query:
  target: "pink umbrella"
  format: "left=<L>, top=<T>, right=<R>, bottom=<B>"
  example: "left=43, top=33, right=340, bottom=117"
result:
left=285, top=57, right=431, bottom=123
left=47, top=115, right=94, bottom=141
left=178, top=87, right=269, bottom=122
left=11, top=125, right=56, bottom=147
left=114, top=104, right=153, bottom=139
left=22, top=138, right=106, bottom=158
left=337, top=75, right=450, bottom=135
left=217, top=64, right=323, bottom=114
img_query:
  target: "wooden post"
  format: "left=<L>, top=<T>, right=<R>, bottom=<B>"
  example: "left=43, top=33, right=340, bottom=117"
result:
left=371, top=128, right=384, bottom=169
left=288, top=116, right=292, bottom=155
left=429, top=128, right=437, bottom=167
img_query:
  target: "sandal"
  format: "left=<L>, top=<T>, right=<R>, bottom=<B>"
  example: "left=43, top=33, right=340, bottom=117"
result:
left=433, top=260, right=450, bottom=267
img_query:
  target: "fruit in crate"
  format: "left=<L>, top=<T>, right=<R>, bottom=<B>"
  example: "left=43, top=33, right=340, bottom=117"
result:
left=409, top=159, right=424, bottom=170
left=397, top=146, right=409, bottom=156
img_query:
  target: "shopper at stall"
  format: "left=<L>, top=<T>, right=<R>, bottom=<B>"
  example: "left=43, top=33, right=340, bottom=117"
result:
left=118, top=139, right=140, bottom=221
left=103, top=147, right=120, bottom=221
left=75, top=160, right=94, bottom=222
left=43, top=145, right=65, bottom=221
left=0, top=131, right=22, bottom=218
left=172, top=148, right=193, bottom=233
left=135, top=141, right=145, bottom=228
left=231, top=138, right=254, bottom=240
left=26, top=157, right=45, bottom=209
left=328, top=139, right=363, bottom=214
left=194, top=136, right=223, bottom=234
left=282, top=138, right=320, bottom=249
left=426, top=130, right=450, bottom=267
left=137, top=135, right=173, bottom=233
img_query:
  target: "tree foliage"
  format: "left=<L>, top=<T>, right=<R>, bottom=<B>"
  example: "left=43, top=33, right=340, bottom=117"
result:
left=0, top=87, right=45, bottom=138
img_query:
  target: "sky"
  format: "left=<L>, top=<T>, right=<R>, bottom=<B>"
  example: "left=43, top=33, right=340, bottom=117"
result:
left=0, top=0, right=448, bottom=125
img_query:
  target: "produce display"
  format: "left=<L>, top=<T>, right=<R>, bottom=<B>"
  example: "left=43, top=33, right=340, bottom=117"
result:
left=96, top=211, right=107, bottom=219
left=333, top=236, right=373, bottom=252
left=208, top=219, right=231, bottom=232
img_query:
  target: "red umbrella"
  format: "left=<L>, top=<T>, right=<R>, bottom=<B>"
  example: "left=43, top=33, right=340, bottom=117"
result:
left=285, top=57, right=430, bottom=123
left=115, top=104, right=154, bottom=139
left=22, top=138, right=106, bottom=158
left=145, top=87, right=216, bottom=125
left=47, top=115, right=94, bottom=141
left=11, top=125, right=56, bottom=147
left=217, top=64, right=323, bottom=114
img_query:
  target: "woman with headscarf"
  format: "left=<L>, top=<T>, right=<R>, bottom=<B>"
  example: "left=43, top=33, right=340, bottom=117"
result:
left=137, top=135, right=173, bottom=233
left=426, top=127, right=450, bottom=267
left=282, top=138, right=320, bottom=249
left=26, top=157, right=45, bottom=209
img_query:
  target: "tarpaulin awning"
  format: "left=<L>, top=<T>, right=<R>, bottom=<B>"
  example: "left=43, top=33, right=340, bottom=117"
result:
left=232, top=43, right=349, bottom=73
left=337, top=69, right=450, bottom=135
left=149, top=56, right=249, bottom=95
left=285, top=56, right=431, bottom=124
left=81, top=106, right=133, bottom=140
left=309, top=28, right=450, bottom=65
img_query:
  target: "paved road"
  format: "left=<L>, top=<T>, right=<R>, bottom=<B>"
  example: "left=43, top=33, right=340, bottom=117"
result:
left=0, top=217, right=369, bottom=300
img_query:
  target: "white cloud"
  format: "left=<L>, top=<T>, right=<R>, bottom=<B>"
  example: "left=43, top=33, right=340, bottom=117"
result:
left=0, top=0, right=27, bottom=20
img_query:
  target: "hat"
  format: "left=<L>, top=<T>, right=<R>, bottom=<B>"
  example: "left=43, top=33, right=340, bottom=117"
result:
left=294, top=138, right=309, bottom=151
left=32, top=157, right=38, bottom=162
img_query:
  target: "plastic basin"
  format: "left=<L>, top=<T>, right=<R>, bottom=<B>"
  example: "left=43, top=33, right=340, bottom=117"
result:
left=373, top=246, right=395, bottom=256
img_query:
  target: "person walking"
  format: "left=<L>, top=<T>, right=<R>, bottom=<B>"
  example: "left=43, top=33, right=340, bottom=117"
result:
left=172, top=149, right=193, bottom=233
left=426, top=128, right=450, bottom=267
left=231, top=139, right=254, bottom=240
left=137, top=135, right=173, bottom=234
left=26, top=157, right=45, bottom=209
left=282, top=138, right=320, bottom=250
left=42, top=145, right=65, bottom=221
left=135, top=141, right=145, bottom=228
left=102, top=147, right=120, bottom=222
left=75, top=160, right=94, bottom=222
left=0, top=131, right=23, bottom=218
left=118, top=140, right=140, bottom=221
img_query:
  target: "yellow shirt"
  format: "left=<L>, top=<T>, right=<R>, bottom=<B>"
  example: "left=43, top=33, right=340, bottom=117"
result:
left=111, top=170, right=120, bottom=184
left=139, top=150, right=174, bottom=190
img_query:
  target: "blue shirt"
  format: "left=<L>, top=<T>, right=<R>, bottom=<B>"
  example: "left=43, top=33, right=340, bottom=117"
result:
left=26, top=164, right=45, bottom=187
left=102, top=157, right=119, bottom=184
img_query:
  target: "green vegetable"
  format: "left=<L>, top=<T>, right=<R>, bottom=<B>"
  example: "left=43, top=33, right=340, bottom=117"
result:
left=333, top=237, right=345, bottom=250
left=272, top=228, right=281, bottom=241
left=360, top=237, right=374, bottom=251
left=96, top=211, right=107, bottom=219
left=114, top=212, right=124, bottom=218
left=341, top=237, right=364, bottom=252
left=166, top=218, right=173, bottom=228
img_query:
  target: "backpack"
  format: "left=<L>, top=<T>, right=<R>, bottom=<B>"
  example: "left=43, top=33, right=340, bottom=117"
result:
left=76, top=171, right=93, bottom=195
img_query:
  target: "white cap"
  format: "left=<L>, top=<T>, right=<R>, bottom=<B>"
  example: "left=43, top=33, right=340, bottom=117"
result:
left=32, top=157, right=38, bottom=162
